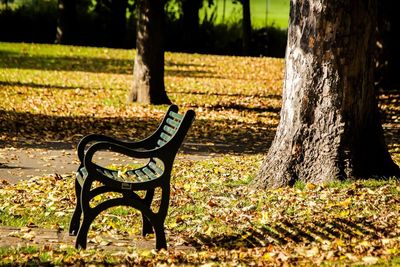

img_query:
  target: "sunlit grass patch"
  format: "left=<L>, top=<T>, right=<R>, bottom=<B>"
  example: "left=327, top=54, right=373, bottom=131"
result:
left=0, top=42, right=283, bottom=152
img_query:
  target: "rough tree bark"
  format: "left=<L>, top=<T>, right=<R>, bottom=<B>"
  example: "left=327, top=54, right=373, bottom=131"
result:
left=255, top=0, right=400, bottom=188
left=127, top=0, right=171, bottom=104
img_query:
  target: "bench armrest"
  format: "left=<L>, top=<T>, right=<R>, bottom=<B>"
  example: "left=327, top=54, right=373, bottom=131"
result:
left=83, top=141, right=161, bottom=171
left=77, top=106, right=182, bottom=165
left=77, top=134, right=153, bottom=164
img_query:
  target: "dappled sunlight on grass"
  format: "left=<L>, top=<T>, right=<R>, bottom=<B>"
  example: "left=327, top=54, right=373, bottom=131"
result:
left=0, top=42, right=284, bottom=154
left=0, top=42, right=399, bottom=265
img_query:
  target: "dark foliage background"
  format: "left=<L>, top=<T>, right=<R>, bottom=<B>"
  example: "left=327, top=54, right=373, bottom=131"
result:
left=0, top=0, right=287, bottom=57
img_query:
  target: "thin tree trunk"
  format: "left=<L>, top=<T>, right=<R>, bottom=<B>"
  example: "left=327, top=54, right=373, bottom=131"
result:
left=128, top=0, right=171, bottom=104
left=376, top=0, right=400, bottom=90
left=110, top=0, right=128, bottom=48
left=255, top=0, right=399, bottom=189
left=55, top=0, right=77, bottom=44
left=241, top=0, right=251, bottom=55
left=181, top=0, right=202, bottom=52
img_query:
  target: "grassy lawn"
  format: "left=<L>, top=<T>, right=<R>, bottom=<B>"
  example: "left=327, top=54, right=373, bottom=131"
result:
left=0, top=42, right=399, bottom=265
left=200, top=0, right=290, bottom=29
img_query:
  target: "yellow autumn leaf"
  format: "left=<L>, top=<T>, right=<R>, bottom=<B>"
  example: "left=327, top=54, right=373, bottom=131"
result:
left=337, top=198, right=352, bottom=207
left=306, top=183, right=317, bottom=190
left=362, top=256, right=379, bottom=265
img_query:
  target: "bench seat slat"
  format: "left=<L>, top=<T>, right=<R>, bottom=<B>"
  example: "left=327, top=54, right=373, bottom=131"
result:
left=149, top=162, right=163, bottom=175
left=160, top=132, right=172, bottom=142
left=169, top=111, right=183, bottom=120
left=163, top=125, right=176, bottom=135
left=143, top=167, right=157, bottom=180
left=125, top=170, right=140, bottom=182
left=157, top=139, right=167, bottom=147
left=135, top=169, right=149, bottom=181
left=103, top=169, right=114, bottom=178
left=166, top=118, right=180, bottom=128
left=125, top=170, right=136, bottom=176
left=112, top=171, right=120, bottom=179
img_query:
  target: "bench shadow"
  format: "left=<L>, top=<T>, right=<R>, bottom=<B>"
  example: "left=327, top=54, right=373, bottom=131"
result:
left=185, top=218, right=392, bottom=249
left=0, top=109, right=276, bottom=155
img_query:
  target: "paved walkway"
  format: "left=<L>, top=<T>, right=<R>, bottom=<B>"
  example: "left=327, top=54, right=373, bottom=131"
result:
left=0, top=226, right=194, bottom=251
left=0, top=142, right=223, bottom=183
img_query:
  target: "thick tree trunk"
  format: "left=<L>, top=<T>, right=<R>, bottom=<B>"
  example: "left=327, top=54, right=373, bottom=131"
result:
left=127, top=0, right=171, bottom=104
left=255, top=0, right=399, bottom=189
left=55, top=0, right=77, bottom=44
left=241, top=0, right=251, bottom=55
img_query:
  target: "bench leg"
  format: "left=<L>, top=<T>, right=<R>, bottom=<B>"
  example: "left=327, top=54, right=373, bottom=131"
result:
left=152, top=186, right=169, bottom=250
left=141, top=189, right=155, bottom=236
left=75, top=214, right=94, bottom=249
left=154, top=222, right=167, bottom=250
left=75, top=178, right=96, bottom=249
left=69, top=179, right=82, bottom=236
left=142, top=215, right=154, bottom=236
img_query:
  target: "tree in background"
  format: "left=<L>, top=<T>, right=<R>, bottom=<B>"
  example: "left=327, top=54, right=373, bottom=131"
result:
left=235, top=0, right=251, bottom=55
left=172, top=0, right=214, bottom=52
left=180, top=0, right=203, bottom=52
left=255, top=0, right=399, bottom=188
left=376, top=0, right=400, bottom=91
left=93, top=0, right=129, bottom=48
left=128, top=0, right=171, bottom=104
left=110, top=0, right=128, bottom=47
left=55, top=0, right=77, bottom=44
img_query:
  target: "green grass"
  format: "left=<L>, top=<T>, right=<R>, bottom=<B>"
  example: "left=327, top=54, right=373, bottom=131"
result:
left=200, top=0, right=290, bottom=29
left=0, top=42, right=399, bottom=265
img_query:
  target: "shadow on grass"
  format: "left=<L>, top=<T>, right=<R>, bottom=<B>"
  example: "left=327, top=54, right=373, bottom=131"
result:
left=186, top=218, right=391, bottom=249
left=0, top=80, right=93, bottom=91
left=0, top=51, right=216, bottom=78
left=0, top=109, right=276, bottom=155
left=0, top=163, right=29, bottom=169
left=174, top=90, right=282, bottom=100
left=197, top=103, right=281, bottom=114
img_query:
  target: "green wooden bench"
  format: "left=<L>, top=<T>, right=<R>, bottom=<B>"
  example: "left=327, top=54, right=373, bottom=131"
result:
left=69, top=105, right=195, bottom=250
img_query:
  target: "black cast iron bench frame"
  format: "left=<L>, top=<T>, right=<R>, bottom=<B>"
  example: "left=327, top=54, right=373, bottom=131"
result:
left=69, top=105, right=195, bottom=250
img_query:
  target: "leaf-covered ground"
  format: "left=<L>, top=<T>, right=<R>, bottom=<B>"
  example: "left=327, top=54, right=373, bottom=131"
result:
left=0, top=42, right=283, bottom=154
left=0, top=42, right=399, bottom=265
left=0, top=157, right=399, bottom=265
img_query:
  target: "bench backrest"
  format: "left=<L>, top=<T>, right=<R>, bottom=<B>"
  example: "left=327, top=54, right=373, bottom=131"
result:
left=124, top=106, right=194, bottom=185
left=95, top=106, right=195, bottom=186
left=153, top=105, right=195, bottom=151
left=157, top=110, right=184, bottom=147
